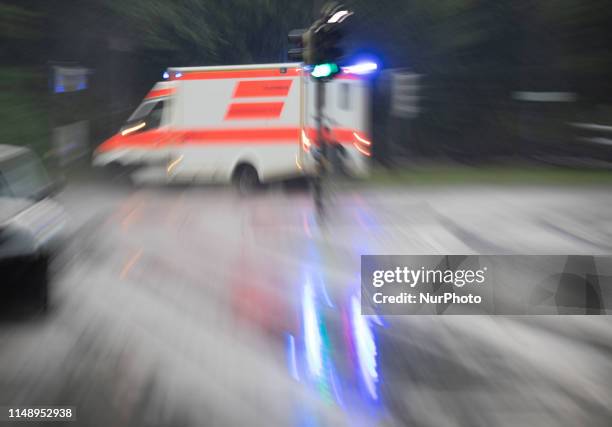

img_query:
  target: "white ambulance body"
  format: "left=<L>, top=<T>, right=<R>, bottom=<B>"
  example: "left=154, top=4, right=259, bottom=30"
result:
left=93, top=62, right=371, bottom=187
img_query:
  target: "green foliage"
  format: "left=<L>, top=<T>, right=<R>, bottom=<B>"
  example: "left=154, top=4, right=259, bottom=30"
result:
left=3, top=0, right=611, bottom=160
left=346, top=0, right=612, bottom=157
left=368, top=165, right=612, bottom=186
left=0, top=68, right=49, bottom=156
left=0, top=3, right=41, bottom=41
left=105, top=0, right=313, bottom=65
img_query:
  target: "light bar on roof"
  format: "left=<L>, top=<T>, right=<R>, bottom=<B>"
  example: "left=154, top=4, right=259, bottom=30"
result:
left=343, top=61, right=378, bottom=75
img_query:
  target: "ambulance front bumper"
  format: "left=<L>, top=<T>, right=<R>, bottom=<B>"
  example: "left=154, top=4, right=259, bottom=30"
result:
left=93, top=148, right=170, bottom=167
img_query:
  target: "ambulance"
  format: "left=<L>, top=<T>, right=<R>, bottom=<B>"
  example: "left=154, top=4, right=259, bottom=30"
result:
left=93, top=62, right=372, bottom=191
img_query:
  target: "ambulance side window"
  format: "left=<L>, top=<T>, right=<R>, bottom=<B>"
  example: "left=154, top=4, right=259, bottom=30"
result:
left=339, top=83, right=351, bottom=111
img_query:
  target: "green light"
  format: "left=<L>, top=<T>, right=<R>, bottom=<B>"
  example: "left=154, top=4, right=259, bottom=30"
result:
left=311, top=63, right=339, bottom=79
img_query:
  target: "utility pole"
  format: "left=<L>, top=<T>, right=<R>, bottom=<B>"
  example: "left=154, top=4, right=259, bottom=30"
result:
left=287, top=2, right=353, bottom=215
left=314, top=71, right=326, bottom=212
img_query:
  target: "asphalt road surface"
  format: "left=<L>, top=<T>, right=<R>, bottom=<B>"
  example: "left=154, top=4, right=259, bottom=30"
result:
left=1, top=180, right=612, bottom=426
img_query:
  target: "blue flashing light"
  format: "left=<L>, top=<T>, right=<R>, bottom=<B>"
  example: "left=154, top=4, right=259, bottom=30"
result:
left=162, top=71, right=170, bottom=79
left=175, top=72, right=183, bottom=78
left=343, top=61, right=378, bottom=75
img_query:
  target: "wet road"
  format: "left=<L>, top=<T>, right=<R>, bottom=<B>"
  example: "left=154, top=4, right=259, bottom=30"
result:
left=1, top=181, right=612, bottom=426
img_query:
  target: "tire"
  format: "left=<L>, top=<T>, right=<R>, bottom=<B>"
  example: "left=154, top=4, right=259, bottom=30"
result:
left=233, top=165, right=260, bottom=195
left=30, top=257, right=49, bottom=312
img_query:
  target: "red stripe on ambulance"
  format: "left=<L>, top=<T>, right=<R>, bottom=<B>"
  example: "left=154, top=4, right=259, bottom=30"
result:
left=224, top=102, right=284, bottom=120
left=232, top=80, right=293, bottom=98
left=97, top=128, right=301, bottom=152
left=96, top=127, right=370, bottom=153
left=172, top=68, right=300, bottom=80
left=183, top=128, right=299, bottom=142
left=145, top=88, right=175, bottom=99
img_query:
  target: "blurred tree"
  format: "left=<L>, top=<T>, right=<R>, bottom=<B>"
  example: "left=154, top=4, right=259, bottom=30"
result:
left=3, top=0, right=611, bottom=159
left=105, top=0, right=313, bottom=66
left=0, top=2, right=49, bottom=155
left=0, top=2, right=42, bottom=63
left=346, top=0, right=612, bottom=160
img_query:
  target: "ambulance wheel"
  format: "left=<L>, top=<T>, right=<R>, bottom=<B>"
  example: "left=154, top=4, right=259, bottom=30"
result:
left=233, top=164, right=260, bottom=194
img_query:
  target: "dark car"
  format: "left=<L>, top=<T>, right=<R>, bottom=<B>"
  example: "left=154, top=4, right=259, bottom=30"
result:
left=0, top=145, right=66, bottom=311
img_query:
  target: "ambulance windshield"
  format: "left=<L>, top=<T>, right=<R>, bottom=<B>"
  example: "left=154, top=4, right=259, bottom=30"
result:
left=128, top=100, right=164, bottom=123
left=122, top=100, right=165, bottom=132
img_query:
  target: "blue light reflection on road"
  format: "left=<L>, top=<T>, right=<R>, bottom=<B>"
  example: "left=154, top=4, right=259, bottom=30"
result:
left=350, top=295, right=382, bottom=401
left=287, top=201, right=385, bottom=425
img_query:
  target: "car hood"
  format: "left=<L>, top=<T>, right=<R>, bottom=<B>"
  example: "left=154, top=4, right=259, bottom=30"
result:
left=0, top=197, right=34, bottom=224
